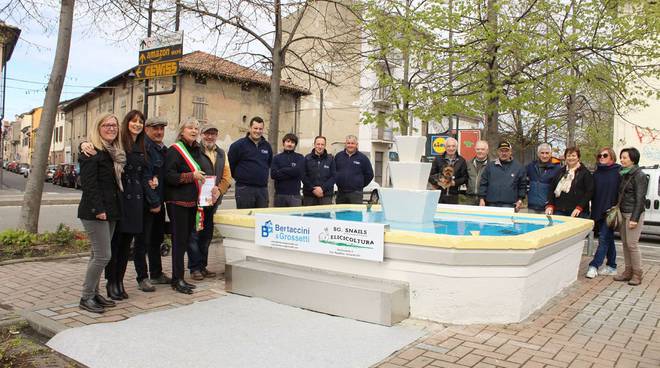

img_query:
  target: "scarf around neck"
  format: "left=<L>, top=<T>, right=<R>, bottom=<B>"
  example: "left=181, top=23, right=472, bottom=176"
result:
left=554, top=163, right=580, bottom=197
left=620, top=165, right=636, bottom=176
left=102, top=140, right=127, bottom=191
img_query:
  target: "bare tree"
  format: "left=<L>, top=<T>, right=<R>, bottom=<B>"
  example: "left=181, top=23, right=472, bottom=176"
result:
left=19, top=0, right=75, bottom=232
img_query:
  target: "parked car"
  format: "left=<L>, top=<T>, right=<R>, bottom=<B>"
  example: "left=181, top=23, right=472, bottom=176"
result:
left=640, top=166, right=660, bottom=236
left=46, top=165, right=57, bottom=182
left=18, top=163, right=30, bottom=177
left=7, top=161, right=19, bottom=172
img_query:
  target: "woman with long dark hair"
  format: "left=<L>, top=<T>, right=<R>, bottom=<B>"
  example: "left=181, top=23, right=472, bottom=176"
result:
left=165, top=117, right=205, bottom=294
left=104, top=110, right=150, bottom=300
left=77, top=113, right=124, bottom=313
left=613, top=147, right=648, bottom=286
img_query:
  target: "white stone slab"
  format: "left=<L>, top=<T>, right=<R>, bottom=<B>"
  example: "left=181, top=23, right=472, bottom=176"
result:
left=47, top=294, right=425, bottom=368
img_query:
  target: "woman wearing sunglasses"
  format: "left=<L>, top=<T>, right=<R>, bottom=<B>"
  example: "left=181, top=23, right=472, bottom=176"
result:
left=585, top=148, right=621, bottom=279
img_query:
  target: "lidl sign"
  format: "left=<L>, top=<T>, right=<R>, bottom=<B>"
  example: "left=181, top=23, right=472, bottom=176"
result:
left=430, top=135, right=450, bottom=155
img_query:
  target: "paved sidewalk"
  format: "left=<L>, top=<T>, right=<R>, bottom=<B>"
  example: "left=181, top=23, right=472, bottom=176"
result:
left=0, top=244, right=226, bottom=332
left=375, top=259, right=660, bottom=368
left=1, top=248, right=658, bottom=367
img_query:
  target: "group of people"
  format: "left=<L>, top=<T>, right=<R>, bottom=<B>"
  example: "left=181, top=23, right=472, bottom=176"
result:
left=432, top=138, right=648, bottom=286
left=77, top=112, right=231, bottom=313
left=77, top=112, right=648, bottom=314
left=76, top=114, right=376, bottom=314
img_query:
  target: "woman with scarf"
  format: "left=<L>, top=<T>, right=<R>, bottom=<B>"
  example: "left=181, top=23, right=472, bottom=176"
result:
left=77, top=113, right=125, bottom=313
left=165, top=117, right=206, bottom=294
left=613, top=147, right=648, bottom=286
left=545, top=147, right=594, bottom=218
left=585, top=148, right=621, bottom=279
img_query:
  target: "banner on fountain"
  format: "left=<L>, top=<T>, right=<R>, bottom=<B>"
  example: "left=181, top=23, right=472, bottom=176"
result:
left=255, top=213, right=385, bottom=262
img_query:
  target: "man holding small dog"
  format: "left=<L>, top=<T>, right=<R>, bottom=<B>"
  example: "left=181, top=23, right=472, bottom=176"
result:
left=428, top=137, right=468, bottom=204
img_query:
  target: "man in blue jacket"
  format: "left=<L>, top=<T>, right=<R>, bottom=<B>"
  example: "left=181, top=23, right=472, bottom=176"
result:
left=526, top=143, right=561, bottom=213
left=228, top=116, right=273, bottom=209
left=335, top=135, right=374, bottom=204
left=271, top=133, right=305, bottom=207
left=302, top=136, right=336, bottom=205
left=479, top=141, right=527, bottom=211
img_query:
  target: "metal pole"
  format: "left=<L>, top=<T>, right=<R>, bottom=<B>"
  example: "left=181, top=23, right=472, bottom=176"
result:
left=319, top=88, right=324, bottom=136
left=143, top=0, right=154, bottom=118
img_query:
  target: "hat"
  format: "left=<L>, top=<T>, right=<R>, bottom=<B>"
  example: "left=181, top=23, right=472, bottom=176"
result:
left=200, top=124, right=219, bottom=134
left=145, top=116, right=168, bottom=127
left=497, top=140, right=512, bottom=150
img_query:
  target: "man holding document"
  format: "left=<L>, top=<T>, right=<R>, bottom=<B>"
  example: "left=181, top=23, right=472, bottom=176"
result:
left=188, top=124, right=232, bottom=281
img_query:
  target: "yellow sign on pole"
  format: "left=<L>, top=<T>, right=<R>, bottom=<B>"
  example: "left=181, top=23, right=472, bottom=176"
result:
left=134, top=61, right=179, bottom=80
left=431, top=136, right=448, bottom=155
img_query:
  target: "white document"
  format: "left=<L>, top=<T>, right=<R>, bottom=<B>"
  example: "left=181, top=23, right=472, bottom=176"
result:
left=198, top=176, right=216, bottom=207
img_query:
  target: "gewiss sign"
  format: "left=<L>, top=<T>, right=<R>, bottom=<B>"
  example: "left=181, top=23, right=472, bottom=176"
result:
left=255, top=213, right=385, bottom=262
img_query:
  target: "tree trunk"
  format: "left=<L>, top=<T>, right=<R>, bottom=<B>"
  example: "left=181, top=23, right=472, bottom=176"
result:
left=269, top=0, right=282, bottom=153
left=566, top=91, right=577, bottom=147
left=484, top=0, right=500, bottom=153
left=20, top=0, right=75, bottom=233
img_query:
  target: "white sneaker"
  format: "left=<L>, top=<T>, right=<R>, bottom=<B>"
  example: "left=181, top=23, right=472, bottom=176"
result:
left=585, top=266, right=598, bottom=279
left=599, top=266, right=617, bottom=276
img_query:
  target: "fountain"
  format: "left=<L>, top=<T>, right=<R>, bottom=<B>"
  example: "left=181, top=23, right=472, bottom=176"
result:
left=378, top=135, right=439, bottom=223
left=214, top=136, right=593, bottom=325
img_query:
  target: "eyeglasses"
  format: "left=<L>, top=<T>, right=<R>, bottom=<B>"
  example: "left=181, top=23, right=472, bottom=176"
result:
left=101, top=124, right=118, bottom=130
left=597, top=153, right=609, bottom=159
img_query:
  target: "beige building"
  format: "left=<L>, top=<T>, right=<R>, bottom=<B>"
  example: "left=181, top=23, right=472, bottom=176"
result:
left=63, top=51, right=309, bottom=162
left=16, top=112, right=32, bottom=164
left=613, top=75, right=660, bottom=166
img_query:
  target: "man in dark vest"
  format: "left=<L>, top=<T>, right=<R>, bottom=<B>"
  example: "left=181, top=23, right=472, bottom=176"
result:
left=302, top=136, right=336, bottom=205
left=188, top=124, right=232, bottom=280
left=271, top=133, right=305, bottom=207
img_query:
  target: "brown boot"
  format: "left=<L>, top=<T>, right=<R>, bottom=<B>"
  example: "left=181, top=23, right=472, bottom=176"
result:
left=613, top=267, right=632, bottom=282
left=628, top=270, right=642, bottom=286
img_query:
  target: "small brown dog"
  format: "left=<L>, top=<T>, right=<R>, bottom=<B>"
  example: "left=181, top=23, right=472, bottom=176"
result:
left=438, top=165, right=455, bottom=189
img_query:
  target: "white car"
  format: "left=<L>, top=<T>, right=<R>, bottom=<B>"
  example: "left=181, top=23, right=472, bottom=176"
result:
left=640, top=166, right=660, bottom=235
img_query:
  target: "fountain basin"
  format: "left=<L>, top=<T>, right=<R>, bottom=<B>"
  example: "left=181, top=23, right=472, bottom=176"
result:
left=215, top=205, right=592, bottom=324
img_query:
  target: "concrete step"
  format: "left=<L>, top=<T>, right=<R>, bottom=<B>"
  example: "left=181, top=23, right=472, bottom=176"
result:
left=226, top=257, right=410, bottom=326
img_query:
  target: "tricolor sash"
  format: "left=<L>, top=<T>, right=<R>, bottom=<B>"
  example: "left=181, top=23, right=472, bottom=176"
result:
left=172, top=141, right=205, bottom=231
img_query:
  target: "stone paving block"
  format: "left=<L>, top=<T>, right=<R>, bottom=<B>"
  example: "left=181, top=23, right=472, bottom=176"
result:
left=398, top=348, right=426, bottom=361
left=422, top=351, right=459, bottom=363
left=446, top=346, right=473, bottom=359
left=406, top=355, right=434, bottom=368
left=455, top=353, right=482, bottom=367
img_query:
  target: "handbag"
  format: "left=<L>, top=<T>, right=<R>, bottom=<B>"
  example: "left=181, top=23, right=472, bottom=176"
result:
left=605, top=175, right=634, bottom=229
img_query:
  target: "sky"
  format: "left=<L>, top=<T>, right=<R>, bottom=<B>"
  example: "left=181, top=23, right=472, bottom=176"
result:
left=3, top=2, right=273, bottom=122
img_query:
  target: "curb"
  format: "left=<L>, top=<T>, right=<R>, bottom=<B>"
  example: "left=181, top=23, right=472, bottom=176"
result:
left=20, top=309, right=68, bottom=338
left=0, top=199, right=81, bottom=207
left=0, top=252, right=89, bottom=266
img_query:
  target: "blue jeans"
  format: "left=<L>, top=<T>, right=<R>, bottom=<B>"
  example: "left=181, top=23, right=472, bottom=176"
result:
left=188, top=206, right=215, bottom=272
left=589, top=219, right=617, bottom=269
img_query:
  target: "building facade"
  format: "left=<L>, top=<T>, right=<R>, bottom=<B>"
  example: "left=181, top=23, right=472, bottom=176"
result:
left=63, top=51, right=308, bottom=163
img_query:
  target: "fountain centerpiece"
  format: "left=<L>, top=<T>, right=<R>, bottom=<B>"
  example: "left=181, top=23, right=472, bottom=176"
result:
left=378, top=135, right=439, bottom=223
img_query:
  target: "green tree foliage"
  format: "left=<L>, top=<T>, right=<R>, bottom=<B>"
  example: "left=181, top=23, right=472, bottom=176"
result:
left=360, top=0, right=659, bottom=150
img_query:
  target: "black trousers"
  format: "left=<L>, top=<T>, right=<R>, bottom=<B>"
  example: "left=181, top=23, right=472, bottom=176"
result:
left=133, top=208, right=165, bottom=282
left=104, top=229, right=133, bottom=283
left=166, top=204, right=196, bottom=281
left=235, top=185, right=268, bottom=209
left=335, top=191, right=363, bottom=204
left=302, top=195, right=333, bottom=206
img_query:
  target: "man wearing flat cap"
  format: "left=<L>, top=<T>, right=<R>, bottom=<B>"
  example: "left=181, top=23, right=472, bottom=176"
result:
left=478, top=140, right=527, bottom=211
left=188, top=123, right=232, bottom=280
left=134, top=116, right=173, bottom=291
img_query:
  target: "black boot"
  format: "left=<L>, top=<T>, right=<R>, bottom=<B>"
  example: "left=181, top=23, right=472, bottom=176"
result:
left=171, top=280, right=193, bottom=294
left=182, top=279, right=197, bottom=289
left=94, top=294, right=116, bottom=308
left=80, top=297, right=105, bottom=314
left=118, top=280, right=129, bottom=299
left=106, top=281, right=123, bottom=300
